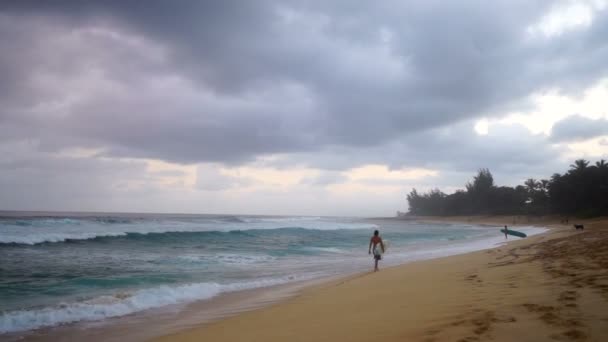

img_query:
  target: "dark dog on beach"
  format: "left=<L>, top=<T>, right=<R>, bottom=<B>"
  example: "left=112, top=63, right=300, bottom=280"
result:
left=573, top=224, right=584, bottom=230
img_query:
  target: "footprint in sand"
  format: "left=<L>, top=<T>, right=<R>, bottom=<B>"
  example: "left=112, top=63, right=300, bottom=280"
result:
left=551, top=329, right=587, bottom=341
left=464, top=274, right=484, bottom=287
left=457, top=337, right=480, bottom=342
left=558, top=290, right=579, bottom=305
left=465, top=274, right=478, bottom=281
left=523, top=303, right=586, bottom=340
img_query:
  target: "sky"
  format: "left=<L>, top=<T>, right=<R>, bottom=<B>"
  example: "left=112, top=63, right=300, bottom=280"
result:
left=1, top=0, right=607, bottom=217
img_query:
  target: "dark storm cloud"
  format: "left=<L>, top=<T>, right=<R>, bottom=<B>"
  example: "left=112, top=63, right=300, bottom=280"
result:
left=550, top=115, right=608, bottom=142
left=266, top=121, right=564, bottom=179
left=0, top=0, right=607, bottom=166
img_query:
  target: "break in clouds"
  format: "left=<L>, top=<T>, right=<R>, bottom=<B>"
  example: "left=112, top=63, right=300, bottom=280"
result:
left=1, top=1, right=607, bottom=215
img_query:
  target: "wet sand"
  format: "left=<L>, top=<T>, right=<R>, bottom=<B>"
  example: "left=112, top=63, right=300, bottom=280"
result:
left=154, top=217, right=608, bottom=342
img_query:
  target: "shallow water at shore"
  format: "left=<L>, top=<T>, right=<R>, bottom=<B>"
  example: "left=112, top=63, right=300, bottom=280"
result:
left=0, top=212, right=547, bottom=337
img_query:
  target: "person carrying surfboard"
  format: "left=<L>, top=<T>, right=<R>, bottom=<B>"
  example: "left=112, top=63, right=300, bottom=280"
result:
left=368, top=230, right=385, bottom=272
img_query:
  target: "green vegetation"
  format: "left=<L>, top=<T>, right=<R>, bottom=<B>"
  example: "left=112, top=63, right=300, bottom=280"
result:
left=406, top=159, right=608, bottom=218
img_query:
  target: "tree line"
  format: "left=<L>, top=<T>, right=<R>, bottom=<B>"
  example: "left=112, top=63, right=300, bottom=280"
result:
left=406, top=159, right=608, bottom=218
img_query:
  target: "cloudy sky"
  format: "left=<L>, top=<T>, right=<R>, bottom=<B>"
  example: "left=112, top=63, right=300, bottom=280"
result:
left=1, top=1, right=607, bottom=216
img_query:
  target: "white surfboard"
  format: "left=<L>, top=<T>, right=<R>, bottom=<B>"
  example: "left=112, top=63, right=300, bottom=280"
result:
left=374, top=240, right=389, bottom=255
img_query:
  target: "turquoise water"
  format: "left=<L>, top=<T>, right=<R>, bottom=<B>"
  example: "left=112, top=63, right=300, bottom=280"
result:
left=0, top=212, right=546, bottom=334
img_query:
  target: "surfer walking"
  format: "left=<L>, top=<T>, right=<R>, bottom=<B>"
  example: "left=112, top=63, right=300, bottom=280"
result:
left=504, top=225, right=508, bottom=239
left=368, top=230, right=385, bottom=272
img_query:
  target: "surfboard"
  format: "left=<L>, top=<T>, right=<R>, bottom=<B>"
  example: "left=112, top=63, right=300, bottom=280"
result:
left=374, top=240, right=389, bottom=255
left=500, top=229, right=527, bottom=238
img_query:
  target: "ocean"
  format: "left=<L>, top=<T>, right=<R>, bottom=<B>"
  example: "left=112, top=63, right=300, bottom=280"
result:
left=0, top=212, right=547, bottom=336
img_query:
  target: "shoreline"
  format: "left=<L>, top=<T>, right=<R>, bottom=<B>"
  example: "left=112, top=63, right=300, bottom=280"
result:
left=151, top=217, right=608, bottom=342
left=8, top=217, right=606, bottom=341
left=4, top=275, right=353, bottom=342
left=400, top=214, right=595, bottom=227
left=4, top=219, right=544, bottom=341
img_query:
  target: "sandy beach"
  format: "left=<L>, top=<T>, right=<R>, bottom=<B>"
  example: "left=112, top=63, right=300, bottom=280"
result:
left=154, top=217, right=608, bottom=342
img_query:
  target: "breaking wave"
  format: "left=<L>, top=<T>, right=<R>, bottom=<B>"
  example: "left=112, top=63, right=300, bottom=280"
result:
left=0, top=274, right=310, bottom=334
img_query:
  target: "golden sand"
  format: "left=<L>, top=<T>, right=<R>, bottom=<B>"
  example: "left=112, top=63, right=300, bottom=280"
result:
left=154, top=217, right=608, bottom=342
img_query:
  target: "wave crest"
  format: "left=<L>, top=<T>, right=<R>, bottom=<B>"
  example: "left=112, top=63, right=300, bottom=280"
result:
left=0, top=216, right=377, bottom=245
left=0, top=275, right=307, bottom=334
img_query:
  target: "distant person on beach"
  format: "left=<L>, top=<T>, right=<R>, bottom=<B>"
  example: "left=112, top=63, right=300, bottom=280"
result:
left=504, top=225, right=508, bottom=239
left=368, top=230, right=385, bottom=272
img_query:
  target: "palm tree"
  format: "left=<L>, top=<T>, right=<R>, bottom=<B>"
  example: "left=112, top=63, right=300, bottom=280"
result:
left=524, top=178, right=538, bottom=192
left=540, top=179, right=549, bottom=190
left=569, top=159, right=589, bottom=173
left=595, top=159, right=608, bottom=170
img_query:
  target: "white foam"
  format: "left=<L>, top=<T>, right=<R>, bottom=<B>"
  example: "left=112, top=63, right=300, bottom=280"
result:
left=0, top=275, right=308, bottom=334
left=208, top=254, right=277, bottom=265
left=302, top=247, right=346, bottom=254
left=238, top=216, right=323, bottom=223
left=0, top=231, right=128, bottom=245
left=168, top=254, right=277, bottom=265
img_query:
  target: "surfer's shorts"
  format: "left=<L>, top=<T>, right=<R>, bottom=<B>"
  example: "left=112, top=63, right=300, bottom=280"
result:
left=374, top=254, right=382, bottom=261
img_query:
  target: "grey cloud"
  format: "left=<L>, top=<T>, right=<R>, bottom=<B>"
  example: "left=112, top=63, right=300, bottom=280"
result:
left=300, top=171, right=347, bottom=186
left=149, top=169, right=187, bottom=178
left=0, top=144, right=151, bottom=211
left=550, top=115, right=608, bottom=142
left=196, top=165, right=253, bottom=191
left=266, top=120, right=565, bottom=182
left=0, top=1, right=607, bottom=170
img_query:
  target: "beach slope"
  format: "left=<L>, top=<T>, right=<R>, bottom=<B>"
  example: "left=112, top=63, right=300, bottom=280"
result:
left=155, top=219, right=608, bottom=342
